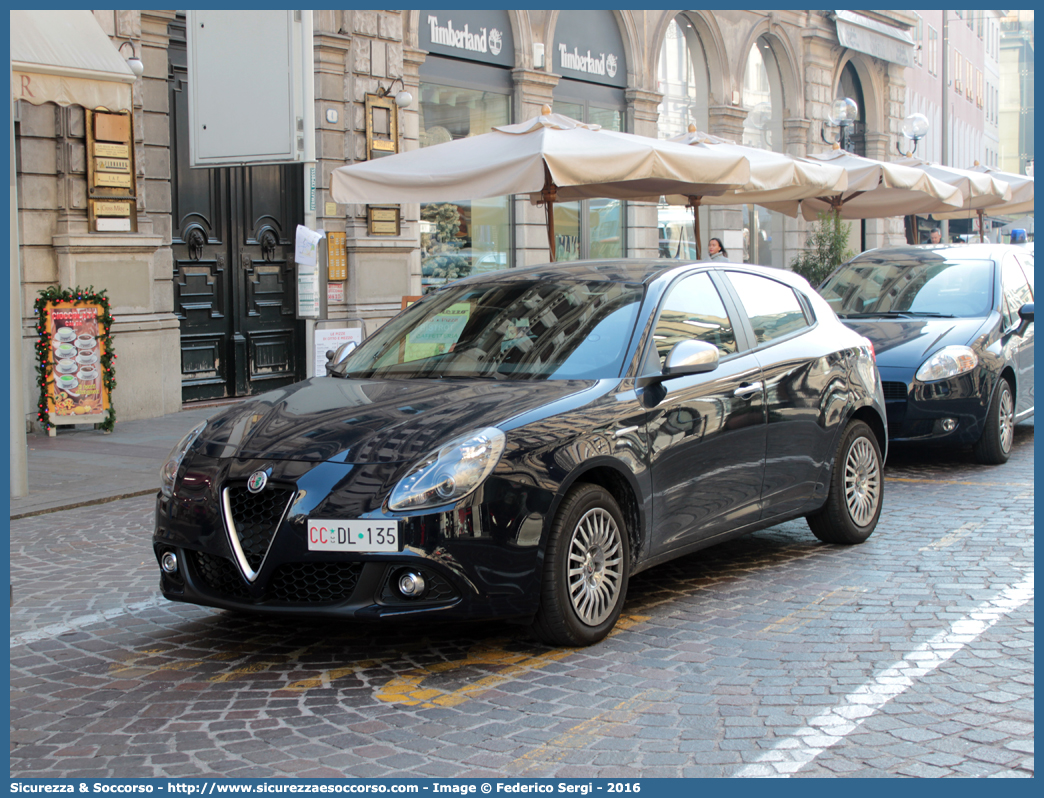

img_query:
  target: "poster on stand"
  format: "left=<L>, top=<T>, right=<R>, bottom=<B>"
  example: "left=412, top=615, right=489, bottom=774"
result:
left=43, top=301, right=110, bottom=425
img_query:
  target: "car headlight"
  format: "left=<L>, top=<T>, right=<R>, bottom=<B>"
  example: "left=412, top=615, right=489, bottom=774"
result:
left=915, top=346, right=979, bottom=382
left=388, top=427, right=506, bottom=512
left=159, top=421, right=207, bottom=497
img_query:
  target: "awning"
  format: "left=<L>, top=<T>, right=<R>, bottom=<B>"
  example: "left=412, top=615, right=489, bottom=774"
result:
left=11, top=10, right=136, bottom=111
left=834, top=10, right=914, bottom=68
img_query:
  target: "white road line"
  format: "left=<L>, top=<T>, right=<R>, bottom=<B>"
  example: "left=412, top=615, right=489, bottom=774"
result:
left=10, top=596, right=172, bottom=649
left=735, top=573, right=1034, bottom=777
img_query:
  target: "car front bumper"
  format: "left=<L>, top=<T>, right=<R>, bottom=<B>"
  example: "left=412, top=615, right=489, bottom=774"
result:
left=153, top=451, right=554, bottom=623
left=878, top=367, right=994, bottom=445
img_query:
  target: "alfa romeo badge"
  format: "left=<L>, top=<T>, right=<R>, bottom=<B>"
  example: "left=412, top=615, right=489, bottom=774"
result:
left=247, top=471, right=268, bottom=493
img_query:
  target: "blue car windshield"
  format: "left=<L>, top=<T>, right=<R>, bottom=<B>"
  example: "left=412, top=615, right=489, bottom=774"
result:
left=333, top=279, right=645, bottom=381
left=821, top=255, right=995, bottom=318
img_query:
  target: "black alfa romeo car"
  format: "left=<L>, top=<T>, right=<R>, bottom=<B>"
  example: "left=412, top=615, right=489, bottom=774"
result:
left=154, top=260, right=887, bottom=646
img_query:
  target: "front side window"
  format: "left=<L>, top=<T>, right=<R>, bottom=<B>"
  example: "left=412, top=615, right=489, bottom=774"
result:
left=335, top=279, right=644, bottom=381
left=726, top=272, right=809, bottom=345
left=820, top=255, right=995, bottom=319
left=419, top=83, right=511, bottom=288
left=649, top=272, right=737, bottom=369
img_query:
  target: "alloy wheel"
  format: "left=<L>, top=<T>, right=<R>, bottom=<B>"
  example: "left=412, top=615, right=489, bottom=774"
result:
left=843, top=436, right=881, bottom=528
left=566, top=507, right=624, bottom=626
left=998, top=384, right=1014, bottom=454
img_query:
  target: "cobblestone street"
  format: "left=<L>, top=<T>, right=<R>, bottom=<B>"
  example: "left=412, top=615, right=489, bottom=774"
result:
left=10, top=424, right=1034, bottom=779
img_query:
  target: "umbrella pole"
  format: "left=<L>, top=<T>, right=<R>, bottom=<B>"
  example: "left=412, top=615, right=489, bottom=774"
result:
left=688, top=196, right=702, bottom=260
left=978, top=209, right=985, bottom=243
left=541, top=173, right=558, bottom=263
left=545, top=199, right=556, bottom=262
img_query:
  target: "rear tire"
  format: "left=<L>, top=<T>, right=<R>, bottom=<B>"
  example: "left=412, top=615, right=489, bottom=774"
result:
left=530, top=484, right=630, bottom=647
left=806, top=420, right=883, bottom=545
left=973, top=378, right=1014, bottom=465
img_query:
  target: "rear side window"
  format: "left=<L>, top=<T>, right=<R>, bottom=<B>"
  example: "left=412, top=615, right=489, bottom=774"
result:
left=726, top=271, right=810, bottom=345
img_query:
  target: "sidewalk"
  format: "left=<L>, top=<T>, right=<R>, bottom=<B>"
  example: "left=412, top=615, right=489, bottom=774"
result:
left=9, top=405, right=227, bottom=519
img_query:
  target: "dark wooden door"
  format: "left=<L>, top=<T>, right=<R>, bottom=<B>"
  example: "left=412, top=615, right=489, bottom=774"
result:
left=168, top=17, right=304, bottom=402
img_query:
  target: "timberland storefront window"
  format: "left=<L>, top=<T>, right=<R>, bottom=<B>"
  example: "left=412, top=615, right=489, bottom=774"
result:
left=551, top=10, right=629, bottom=262
left=418, top=10, right=514, bottom=289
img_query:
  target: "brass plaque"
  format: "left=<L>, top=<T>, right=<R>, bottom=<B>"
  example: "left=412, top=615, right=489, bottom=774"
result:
left=365, top=93, right=399, bottom=161
left=94, top=142, right=130, bottom=158
left=94, top=112, right=130, bottom=143
left=95, top=172, right=133, bottom=188
left=367, top=205, right=401, bottom=236
left=92, top=201, right=131, bottom=217
left=95, top=157, right=131, bottom=173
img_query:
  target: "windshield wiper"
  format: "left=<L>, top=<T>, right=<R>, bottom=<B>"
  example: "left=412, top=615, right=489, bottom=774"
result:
left=900, top=311, right=957, bottom=318
left=839, top=311, right=916, bottom=319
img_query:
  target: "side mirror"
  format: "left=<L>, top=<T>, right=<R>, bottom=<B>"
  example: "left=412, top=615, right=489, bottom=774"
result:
left=1017, top=302, right=1034, bottom=335
left=664, top=339, right=720, bottom=377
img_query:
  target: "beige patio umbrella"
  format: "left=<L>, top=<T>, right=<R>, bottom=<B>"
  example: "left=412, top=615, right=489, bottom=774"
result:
left=330, top=106, right=751, bottom=261
left=931, top=163, right=1033, bottom=240
left=759, top=146, right=965, bottom=221
left=894, top=157, right=1012, bottom=243
left=664, top=125, right=849, bottom=257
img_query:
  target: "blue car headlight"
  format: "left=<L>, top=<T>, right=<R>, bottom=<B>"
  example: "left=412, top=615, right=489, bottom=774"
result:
left=159, top=421, right=207, bottom=497
left=388, top=427, right=506, bottom=512
left=915, top=346, right=979, bottom=382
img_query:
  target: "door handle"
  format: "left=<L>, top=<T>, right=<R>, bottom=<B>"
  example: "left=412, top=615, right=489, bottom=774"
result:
left=734, top=381, right=763, bottom=399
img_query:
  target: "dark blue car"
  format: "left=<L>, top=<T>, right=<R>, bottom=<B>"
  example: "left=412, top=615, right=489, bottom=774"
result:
left=820, top=243, right=1034, bottom=464
left=155, top=260, right=886, bottom=646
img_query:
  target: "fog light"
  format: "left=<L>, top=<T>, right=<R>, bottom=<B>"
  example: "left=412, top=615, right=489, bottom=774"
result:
left=160, top=551, right=179, bottom=574
left=935, top=418, right=958, bottom=433
left=397, top=571, right=426, bottom=598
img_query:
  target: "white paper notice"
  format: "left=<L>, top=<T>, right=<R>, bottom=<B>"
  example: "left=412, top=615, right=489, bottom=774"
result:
left=295, top=224, right=323, bottom=268
left=315, top=327, right=363, bottom=376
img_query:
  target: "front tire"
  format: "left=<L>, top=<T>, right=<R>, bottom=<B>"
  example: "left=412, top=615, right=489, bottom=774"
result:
left=973, top=378, right=1014, bottom=465
left=530, top=484, right=630, bottom=647
left=807, top=420, right=883, bottom=545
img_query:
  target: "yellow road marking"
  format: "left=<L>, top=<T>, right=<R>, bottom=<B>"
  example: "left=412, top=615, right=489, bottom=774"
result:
left=760, top=587, right=866, bottom=635
left=887, top=477, right=1032, bottom=487
left=107, top=643, right=260, bottom=677
left=374, top=615, right=650, bottom=708
left=507, top=690, right=656, bottom=774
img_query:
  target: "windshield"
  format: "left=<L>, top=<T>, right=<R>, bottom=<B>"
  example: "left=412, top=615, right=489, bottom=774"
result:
left=332, top=279, right=645, bottom=381
left=820, top=254, right=995, bottom=319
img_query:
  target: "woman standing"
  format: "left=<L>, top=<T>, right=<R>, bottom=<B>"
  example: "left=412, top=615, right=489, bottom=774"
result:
left=707, top=237, right=728, bottom=261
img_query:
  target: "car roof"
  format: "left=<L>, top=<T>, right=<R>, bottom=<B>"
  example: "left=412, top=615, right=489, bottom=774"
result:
left=851, top=243, right=1026, bottom=263
left=452, top=258, right=813, bottom=290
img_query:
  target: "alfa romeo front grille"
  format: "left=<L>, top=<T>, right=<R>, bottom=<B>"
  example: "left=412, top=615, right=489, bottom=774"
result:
left=268, top=562, right=363, bottom=604
left=193, top=551, right=250, bottom=600
left=223, top=484, right=296, bottom=581
left=190, top=552, right=361, bottom=606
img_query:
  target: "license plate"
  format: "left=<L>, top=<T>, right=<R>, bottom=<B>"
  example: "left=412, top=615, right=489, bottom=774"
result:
left=307, top=520, right=400, bottom=552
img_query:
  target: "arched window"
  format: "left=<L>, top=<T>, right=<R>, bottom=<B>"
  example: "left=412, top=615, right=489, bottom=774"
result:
left=838, top=62, right=867, bottom=157
left=742, top=37, right=786, bottom=269
left=655, top=15, right=710, bottom=260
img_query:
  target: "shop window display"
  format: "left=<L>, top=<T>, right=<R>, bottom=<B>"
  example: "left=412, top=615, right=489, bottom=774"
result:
left=419, top=84, right=511, bottom=288
left=552, top=99, right=625, bottom=261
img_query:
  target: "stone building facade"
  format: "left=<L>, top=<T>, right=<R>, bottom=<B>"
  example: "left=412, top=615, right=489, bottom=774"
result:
left=12, top=9, right=917, bottom=428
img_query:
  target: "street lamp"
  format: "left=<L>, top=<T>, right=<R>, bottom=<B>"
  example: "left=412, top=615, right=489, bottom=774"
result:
left=822, top=97, right=858, bottom=151
left=897, top=113, right=929, bottom=157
